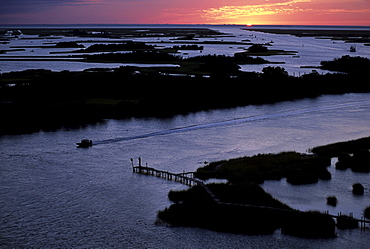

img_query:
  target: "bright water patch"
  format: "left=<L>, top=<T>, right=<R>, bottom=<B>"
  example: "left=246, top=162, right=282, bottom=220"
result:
left=94, top=99, right=370, bottom=145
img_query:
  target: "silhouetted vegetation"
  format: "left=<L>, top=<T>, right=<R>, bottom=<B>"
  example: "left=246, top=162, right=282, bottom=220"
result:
left=195, top=152, right=331, bottom=185
left=55, top=41, right=85, bottom=48
left=244, top=28, right=370, bottom=44
left=241, top=44, right=297, bottom=56
left=84, top=51, right=182, bottom=63
left=326, top=196, right=338, bottom=206
left=364, top=206, right=370, bottom=219
left=281, top=211, right=335, bottom=238
left=312, top=136, right=370, bottom=157
left=207, top=183, right=291, bottom=209
left=1, top=55, right=370, bottom=135
left=352, top=183, right=365, bottom=195
left=158, top=182, right=335, bottom=238
left=157, top=134, right=370, bottom=237
left=57, top=27, right=226, bottom=39
left=86, top=42, right=155, bottom=52
left=171, top=45, right=204, bottom=50
left=248, top=44, right=268, bottom=53
left=320, top=55, right=370, bottom=74
left=311, top=136, right=370, bottom=173
left=84, top=51, right=270, bottom=67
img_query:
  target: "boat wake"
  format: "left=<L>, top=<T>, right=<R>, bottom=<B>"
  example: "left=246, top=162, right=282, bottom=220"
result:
left=93, top=100, right=370, bottom=145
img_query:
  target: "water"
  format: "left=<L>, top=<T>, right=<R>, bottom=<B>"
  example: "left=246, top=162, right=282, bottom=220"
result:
left=1, top=24, right=370, bottom=74
left=1, top=25, right=370, bottom=247
left=1, top=93, right=370, bottom=248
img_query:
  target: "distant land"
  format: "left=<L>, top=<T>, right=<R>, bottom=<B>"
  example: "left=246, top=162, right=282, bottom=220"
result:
left=1, top=26, right=370, bottom=135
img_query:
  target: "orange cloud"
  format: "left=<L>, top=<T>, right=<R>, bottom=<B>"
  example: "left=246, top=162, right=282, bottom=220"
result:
left=201, top=0, right=370, bottom=23
left=202, top=0, right=311, bottom=20
left=1, top=0, right=369, bottom=25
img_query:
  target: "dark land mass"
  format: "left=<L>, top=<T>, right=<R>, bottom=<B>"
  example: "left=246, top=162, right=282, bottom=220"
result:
left=244, top=28, right=370, bottom=44
left=0, top=27, right=228, bottom=39
left=1, top=55, right=370, bottom=135
left=158, top=137, right=370, bottom=238
left=312, top=136, right=370, bottom=173
left=50, top=43, right=204, bottom=54
left=237, top=44, right=297, bottom=56
left=158, top=184, right=335, bottom=238
left=10, top=41, right=85, bottom=49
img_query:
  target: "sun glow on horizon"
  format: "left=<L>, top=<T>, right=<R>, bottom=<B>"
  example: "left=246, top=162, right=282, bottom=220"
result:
left=200, top=0, right=370, bottom=26
left=1, top=0, right=370, bottom=26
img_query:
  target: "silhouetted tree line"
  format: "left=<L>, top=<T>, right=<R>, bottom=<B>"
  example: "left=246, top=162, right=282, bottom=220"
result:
left=84, top=52, right=269, bottom=75
left=184, top=54, right=268, bottom=64
left=55, top=41, right=85, bottom=48
left=171, top=45, right=204, bottom=50
left=84, top=51, right=182, bottom=62
left=84, top=42, right=156, bottom=52
left=1, top=56, right=370, bottom=134
left=248, top=44, right=269, bottom=53
left=320, top=55, right=370, bottom=74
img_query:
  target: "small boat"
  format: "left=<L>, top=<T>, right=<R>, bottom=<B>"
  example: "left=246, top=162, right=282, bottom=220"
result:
left=76, top=139, right=93, bottom=148
left=350, top=45, right=356, bottom=52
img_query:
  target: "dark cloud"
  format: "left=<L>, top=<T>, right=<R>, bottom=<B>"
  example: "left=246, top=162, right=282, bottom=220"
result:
left=0, top=0, right=103, bottom=14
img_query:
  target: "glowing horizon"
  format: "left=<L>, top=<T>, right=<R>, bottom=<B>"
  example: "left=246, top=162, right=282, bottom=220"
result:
left=1, top=0, right=370, bottom=26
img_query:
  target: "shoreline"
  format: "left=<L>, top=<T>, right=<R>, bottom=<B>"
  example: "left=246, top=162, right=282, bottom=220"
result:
left=243, top=27, right=370, bottom=44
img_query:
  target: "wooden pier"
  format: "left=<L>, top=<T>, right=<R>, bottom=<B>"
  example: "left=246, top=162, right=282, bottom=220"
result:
left=131, top=157, right=202, bottom=186
left=133, top=165, right=202, bottom=186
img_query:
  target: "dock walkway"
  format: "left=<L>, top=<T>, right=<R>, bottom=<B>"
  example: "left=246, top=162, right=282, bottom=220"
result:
left=133, top=165, right=201, bottom=186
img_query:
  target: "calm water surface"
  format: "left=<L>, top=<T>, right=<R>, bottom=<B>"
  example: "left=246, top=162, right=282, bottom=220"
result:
left=1, top=25, right=370, bottom=75
left=1, top=93, right=370, bottom=248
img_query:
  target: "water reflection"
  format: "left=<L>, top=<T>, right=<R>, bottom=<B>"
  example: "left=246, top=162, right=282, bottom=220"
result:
left=1, top=93, right=370, bottom=247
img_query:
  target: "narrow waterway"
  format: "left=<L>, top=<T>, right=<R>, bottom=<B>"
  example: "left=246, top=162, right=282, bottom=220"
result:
left=1, top=93, right=370, bottom=248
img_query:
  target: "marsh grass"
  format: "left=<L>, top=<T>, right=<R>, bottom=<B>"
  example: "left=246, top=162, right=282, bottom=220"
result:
left=195, top=152, right=331, bottom=185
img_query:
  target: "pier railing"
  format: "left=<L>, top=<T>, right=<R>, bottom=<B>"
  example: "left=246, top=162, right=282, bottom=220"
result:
left=133, top=165, right=201, bottom=186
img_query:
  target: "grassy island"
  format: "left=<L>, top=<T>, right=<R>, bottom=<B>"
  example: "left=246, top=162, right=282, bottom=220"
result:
left=158, top=184, right=335, bottom=238
left=158, top=152, right=336, bottom=238
left=158, top=137, right=370, bottom=238
left=195, top=152, right=331, bottom=184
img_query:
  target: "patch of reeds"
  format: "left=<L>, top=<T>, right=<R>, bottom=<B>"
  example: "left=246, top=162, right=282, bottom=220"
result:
left=326, top=196, right=338, bottom=206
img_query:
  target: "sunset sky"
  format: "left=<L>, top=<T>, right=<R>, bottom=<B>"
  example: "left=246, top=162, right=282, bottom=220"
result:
left=1, top=0, right=370, bottom=25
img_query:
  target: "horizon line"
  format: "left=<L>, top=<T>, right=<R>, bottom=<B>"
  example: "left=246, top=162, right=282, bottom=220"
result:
left=1, top=23, right=370, bottom=27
